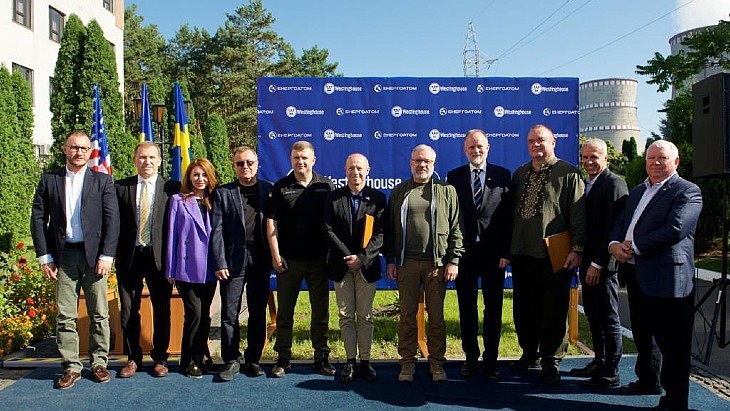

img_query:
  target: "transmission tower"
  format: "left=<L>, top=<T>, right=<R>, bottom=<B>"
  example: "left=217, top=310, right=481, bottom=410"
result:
left=463, top=22, right=496, bottom=77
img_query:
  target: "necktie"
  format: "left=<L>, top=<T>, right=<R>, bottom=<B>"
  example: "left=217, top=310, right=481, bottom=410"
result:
left=138, top=180, right=151, bottom=246
left=351, top=194, right=362, bottom=217
left=473, top=169, right=483, bottom=207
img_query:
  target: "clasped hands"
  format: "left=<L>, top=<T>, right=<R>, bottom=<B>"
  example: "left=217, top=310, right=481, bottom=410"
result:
left=609, top=240, right=634, bottom=264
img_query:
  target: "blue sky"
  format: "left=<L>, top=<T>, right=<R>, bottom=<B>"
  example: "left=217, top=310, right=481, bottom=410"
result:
left=133, top=0, right=729, bottom=147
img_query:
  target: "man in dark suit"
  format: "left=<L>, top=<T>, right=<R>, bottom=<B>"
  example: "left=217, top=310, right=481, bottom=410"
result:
left=570, top=138, right=627, bottom=388
left=31, top=130, right=120, bottom=389
left=446, top=129, right=511, bottom=381
left=115, top=142, right=180, bottom=378
left=609, top=140, right=702, bottom=411
left=324, top=153, right=387, bottom=382
left=211, top=146, right=273, bottom=381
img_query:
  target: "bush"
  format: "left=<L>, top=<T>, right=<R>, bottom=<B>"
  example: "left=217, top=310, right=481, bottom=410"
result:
left=0, top=242, right=56, bottom=357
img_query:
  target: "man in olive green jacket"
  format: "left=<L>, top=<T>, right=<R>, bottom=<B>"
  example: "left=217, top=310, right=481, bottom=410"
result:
left=385, top=144, right=464, bottom=383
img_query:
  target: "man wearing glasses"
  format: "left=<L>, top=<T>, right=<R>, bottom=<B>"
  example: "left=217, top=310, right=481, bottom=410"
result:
left=384, top=144, right=464, bottom=382
left=31, top=131, right=120, bottom=389
left=211, top=146, right=273, bottom=380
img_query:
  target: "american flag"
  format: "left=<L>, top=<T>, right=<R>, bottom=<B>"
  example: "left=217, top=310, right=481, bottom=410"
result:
left=90, top=83, right=112, bottom=175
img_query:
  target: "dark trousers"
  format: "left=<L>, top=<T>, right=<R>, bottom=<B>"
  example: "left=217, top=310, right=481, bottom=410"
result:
left=274, top=258, right=329, bottom=360
left=579, top=268, right=623, bottom=375
left=622, top=264, right=662, bottom=388
left=645, top=292, right=694, bottom=411
left=118, top=248, right=173, bottom=363
left=219, top=247, right=271, bottom=364
left=511, top=255, right=571, bottom=367
left=455, top=250, right=504, bottom=371
left=176, top=280, right=216, bottom=367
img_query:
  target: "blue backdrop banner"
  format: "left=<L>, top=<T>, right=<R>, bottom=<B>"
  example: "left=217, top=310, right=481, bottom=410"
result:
left=256, top=77, right=580, bottom=289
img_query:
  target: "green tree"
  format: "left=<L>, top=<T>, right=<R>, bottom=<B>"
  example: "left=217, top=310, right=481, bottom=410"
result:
left=204, top=113, right=234, bottom=184
left=621, top=137, right=638, bottom=162
left=49, top=14, right=86, bottom=170
left=79, top=20, right=136, bottom=178
left=123, top=5, right=173, bottom=134
left=0, top=67, right=37, bottom=251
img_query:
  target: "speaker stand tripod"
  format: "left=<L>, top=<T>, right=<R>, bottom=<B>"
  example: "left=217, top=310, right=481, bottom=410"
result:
left=695, top=176, right=730, bottom=365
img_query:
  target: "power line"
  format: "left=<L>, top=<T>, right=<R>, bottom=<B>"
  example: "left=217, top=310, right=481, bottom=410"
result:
left=538, top=0, right=699, bottom=75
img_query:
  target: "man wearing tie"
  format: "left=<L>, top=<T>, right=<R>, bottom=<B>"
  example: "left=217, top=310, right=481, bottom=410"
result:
left=31, top=131, right=120, bottom=389
left=570, top=138, right=627, bottom=389
left=324, top=153, right=387, bottom=382
left=446, top=130, right=512, bottom=381
left=115, top=142, right=180, bottom=378
left=609, top=140, right=702, bottom=411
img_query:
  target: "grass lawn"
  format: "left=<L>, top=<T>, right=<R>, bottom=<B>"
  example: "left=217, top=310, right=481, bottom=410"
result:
left=251, top=289, right=636, bottom=361
left=696, top=258, right=722, bottom=273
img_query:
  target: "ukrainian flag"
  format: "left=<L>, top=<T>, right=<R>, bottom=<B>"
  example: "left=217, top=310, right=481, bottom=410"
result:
left=171, top=82, right=192, bottom=182
left=139, top=83, right=154, bottom=142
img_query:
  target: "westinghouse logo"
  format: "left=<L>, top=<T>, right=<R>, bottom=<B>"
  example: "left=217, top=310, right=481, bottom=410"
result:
left=268, top=131, right=314, bottom=140
left=391, top=106, right=429, bottom=117
left=439, top=107, right=483, bottom=116
left=531, top=83, right=570, bottom=95
left=429, top=82, right=468, bottom=94
left=323, top=129, right=363, bottom=141
left=543, top=108, right=579, bottom=117
left=324, top=82, right=363, bottom=94
left=373, top=130, right=417, bottom=139
left=336, top=107, right=380, bottom=116
left=494, top=106, right=532, bottom=118
left=268, top=85, right=313, bottom=93
left=374, top=84, right=418, bottom=93
left=429, top=129, right=463, bottom=141
left=478, top=84, right=520, bottom=93
left=285, top=106, right=325, bottom=118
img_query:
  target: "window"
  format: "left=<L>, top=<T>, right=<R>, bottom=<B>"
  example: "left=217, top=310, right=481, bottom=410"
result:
left=13, top=0, right=32, bottom=29
left=13, top=63, right=34, bottom=106
left=103, top=0, right=113, bottom=13
left=49, top=7, right=64, bottom=42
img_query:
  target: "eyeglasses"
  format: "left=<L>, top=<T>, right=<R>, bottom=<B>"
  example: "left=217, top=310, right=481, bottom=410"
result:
left=235, top=160, right=257, bottom=167
left=66, top=145, right=91, bottom=153
left=411, top=159, right=434, bottom=165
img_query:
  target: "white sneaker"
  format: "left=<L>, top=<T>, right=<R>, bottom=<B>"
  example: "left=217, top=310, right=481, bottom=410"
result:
left=430, top=363, right=447, bottom=382
left=398, top=362, right=416, bottom=382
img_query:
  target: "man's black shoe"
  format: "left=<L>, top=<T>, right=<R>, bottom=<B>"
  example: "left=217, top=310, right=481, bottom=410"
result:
left=569, top=360, right=602, bottom=377
left=185, top=363, right=203, bottom=379
left=218, top=362, right=240, bottom=381
left=243, top=362, right=264, bottom=377
left=460, top=361, right=479, bottom=378
left=313, top=355, right=336, bottom=376
left=581, top=374, right=620, bottom=389
left=340, top=360, right=355, bottom=382
left=359, top=360, right=377, bottom=381
left=483, top=368, right=500, bottom=381
left=541, top=366, right=561, bottom=385
left=510, top=356, right=540, bottom=372
left=270, top=359, right=291, bottom=378
left=620, top=381, right=662, bottom=395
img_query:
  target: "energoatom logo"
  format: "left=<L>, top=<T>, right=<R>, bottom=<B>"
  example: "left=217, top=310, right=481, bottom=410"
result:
left=267, top=85, right=313, bottom=93
left=543, top=108, right=579, bottom=116
left=373, top=130, right=417, bottom=139
left=267, top=131, right=313, bottom=140
left=336, top=107, right=380, bottom=116
left=374, top=84, right=418, bottom=92
left=440, top=107, right=483, bottom=116
left=479, top=85, right=520, bottom=92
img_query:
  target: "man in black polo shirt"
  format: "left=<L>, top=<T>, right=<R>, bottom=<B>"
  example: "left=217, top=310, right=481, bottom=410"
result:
left=267, top=140, right=335, bottom=378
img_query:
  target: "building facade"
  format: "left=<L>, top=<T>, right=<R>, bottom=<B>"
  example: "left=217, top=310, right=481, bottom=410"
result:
left=579, top=78, right=642, bottom=151
left=0, top=0, right=124, bottom=154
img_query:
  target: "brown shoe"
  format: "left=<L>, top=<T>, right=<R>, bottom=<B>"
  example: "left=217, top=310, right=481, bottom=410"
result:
left=152, top=361, right=169, bottom=377
left=92, top=365, right=111, bottom=383
left=119, top=360, right=138, bottom=378
left=55, top=370, right=81, bottom=390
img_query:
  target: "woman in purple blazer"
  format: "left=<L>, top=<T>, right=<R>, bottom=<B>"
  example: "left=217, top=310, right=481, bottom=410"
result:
left=166, top=158, right=219, bottom=378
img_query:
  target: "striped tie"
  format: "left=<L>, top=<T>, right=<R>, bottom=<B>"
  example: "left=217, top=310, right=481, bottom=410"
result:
left=138, top=180, right=151, bottom=246
left=473, top=169, right=483, bottom=207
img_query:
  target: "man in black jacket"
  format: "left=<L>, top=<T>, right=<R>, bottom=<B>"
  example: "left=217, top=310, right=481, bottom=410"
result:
left=324, top=153, right=387, bottom=382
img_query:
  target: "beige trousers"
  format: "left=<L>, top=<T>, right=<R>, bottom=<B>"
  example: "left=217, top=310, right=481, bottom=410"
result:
left=334, top=269, right=377, bottom=360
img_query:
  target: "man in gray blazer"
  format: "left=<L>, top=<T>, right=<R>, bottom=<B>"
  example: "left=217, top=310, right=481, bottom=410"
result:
left=609, top=140, right=702, bottom=411
left=31, top=131, right=120, bottom=389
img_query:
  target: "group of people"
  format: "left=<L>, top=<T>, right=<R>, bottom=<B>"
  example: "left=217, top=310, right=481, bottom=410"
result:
left=31, top=125, right=701, bottom=411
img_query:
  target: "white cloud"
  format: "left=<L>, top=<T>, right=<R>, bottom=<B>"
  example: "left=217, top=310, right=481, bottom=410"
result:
left=674, top=0, right=729, bottom=31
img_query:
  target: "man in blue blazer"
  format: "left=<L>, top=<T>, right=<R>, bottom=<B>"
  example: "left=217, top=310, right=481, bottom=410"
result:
left=31, top=131, right=120, bottom=389
left=211, top=146, right=273, bottom=381
left=609, top=140, right=702, bottom=411
left=446, top=129, right=512, bottom=380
